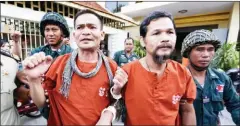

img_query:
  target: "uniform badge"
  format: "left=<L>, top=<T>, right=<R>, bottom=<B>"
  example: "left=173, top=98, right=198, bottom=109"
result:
left=216, top=84, right=224, bottom=92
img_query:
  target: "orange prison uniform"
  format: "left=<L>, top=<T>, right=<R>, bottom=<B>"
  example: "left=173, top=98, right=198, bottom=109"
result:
left=182, top=57, right=189, bottom=67
left=122, top=60, right=196, bottom=125
left=43, top=54, right=117, bottom=125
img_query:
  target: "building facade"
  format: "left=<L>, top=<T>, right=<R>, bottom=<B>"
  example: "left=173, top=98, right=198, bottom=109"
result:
left=119, top=1, right=239, bottom=62
left=1, top=1, right=137, bottom=59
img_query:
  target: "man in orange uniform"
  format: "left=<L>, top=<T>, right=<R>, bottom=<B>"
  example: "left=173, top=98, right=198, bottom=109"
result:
left=22, top=9, right=127, bottom=125
left=111, top=10, right=197, bottom=125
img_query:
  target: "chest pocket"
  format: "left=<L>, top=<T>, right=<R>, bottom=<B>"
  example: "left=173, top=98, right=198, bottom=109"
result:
left=211, top=81, right=224, bottom=112
left=120, top=55, right=128, bottom=63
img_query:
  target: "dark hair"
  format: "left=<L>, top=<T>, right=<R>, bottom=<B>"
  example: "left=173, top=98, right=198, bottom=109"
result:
left=140, top=10, right=176, bottom=38
left=124, top=37, right=134, bottom=44
left=74, top=9, right=103, bottom=30
left=0, top=39, right=19, bottom=66
left=0, top=39, right=9, bottom=47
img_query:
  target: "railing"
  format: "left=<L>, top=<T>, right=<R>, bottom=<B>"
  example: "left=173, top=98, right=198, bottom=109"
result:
left=1, top=16, right=45, bottom=59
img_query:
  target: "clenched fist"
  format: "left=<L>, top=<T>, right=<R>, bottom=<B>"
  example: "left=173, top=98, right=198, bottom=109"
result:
left=22, top=52, right=53, bottom=79
left=11, top=31, right=21, bottom=43
left=112, top=67, right=128, bottom=95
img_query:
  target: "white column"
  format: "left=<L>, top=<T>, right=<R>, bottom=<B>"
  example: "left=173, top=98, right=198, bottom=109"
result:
left=227, top=2, right=239, bottom=43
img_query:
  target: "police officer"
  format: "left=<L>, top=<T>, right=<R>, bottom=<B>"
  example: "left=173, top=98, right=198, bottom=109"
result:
left=181, top=29, right=240, bottom=126
left=113, top=37, right=139, bottom=66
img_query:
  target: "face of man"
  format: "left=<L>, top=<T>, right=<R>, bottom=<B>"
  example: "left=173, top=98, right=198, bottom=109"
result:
left=44, top=24, right=63, bottom=47
left=124, top=39, right=134, bottom=53
left=144, top=17, right=176, bottom=64
left=189, top=44, right=215, bottom=69
left=73, top=13, right=105, bottom=51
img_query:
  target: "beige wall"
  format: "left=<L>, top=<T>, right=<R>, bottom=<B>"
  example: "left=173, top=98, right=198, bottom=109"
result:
left=125, top=12, right=231, bottom=40
left=227, top=2, right=239, bottom=42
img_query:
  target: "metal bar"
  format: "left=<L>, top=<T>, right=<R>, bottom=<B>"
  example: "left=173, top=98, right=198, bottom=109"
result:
left=18, top=19, right=23, bottom=59
left=34, top=22, right=37, bottom=48
left=38, top=23, right=42, bottom=46
left=29, top=21, right=32, bottom=51
left=23, top=21, right=27, bottom=58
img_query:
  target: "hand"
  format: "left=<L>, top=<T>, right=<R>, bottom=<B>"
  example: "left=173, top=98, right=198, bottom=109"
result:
left=96, top=110, right=113, bottom=126
left=10, top=31, right=21, bottom=43
left=22, top=52, right=53, bottom=79
left=16, top=71, right=29, bottom=84
left=112, top=67, right=128, bottom=95
left=96, top=118, right=111, bottom=126
left=62, top=38, right=70, bottom=45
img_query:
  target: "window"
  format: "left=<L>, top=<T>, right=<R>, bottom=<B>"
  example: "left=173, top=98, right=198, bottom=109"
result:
left=105, top=2, right=128, bottom=13
left=53, top=2, right=57, bottom=12
left=40, top=1, right=45, bottom=12
left=16, top=2, right=23, bottom=8
left=25, top=1, right=31, bottom=8
left=7, top=1, right=14, bottom=5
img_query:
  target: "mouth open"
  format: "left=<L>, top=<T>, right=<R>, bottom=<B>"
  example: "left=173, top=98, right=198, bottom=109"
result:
left=81, top=38, right=93, bottom=41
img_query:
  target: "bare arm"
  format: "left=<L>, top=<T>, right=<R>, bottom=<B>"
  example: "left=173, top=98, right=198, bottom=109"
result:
left=10, top=31, right=22, bottom=57
left=180, top=102, right=196, bottom=125
left=28, top=78, right=46, bottom=108
left=22, top=52, right=53, bottom=108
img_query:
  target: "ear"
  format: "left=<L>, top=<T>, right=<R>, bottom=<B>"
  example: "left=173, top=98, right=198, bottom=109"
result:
left=60, top=35, right=64, bottom=41
left=100, top=31, right=105, bottom=41
left=140, top=36, right=146, bottom=48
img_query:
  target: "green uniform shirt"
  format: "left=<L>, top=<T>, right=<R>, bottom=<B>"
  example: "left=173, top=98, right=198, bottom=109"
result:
left=30, top=44, right=73, bottom=59
left=192, top=68, right=240, bottom=126
left=113, top=50, right=139, bottom=66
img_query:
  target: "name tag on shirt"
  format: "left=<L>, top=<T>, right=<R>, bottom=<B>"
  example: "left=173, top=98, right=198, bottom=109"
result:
left=203, top=96, right=210, bottom=103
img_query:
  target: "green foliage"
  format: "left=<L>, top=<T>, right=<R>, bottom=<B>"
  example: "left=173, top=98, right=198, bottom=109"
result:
left=133, top=40, right=146, bottom=58
left=210, top=42, right=239, bottom=71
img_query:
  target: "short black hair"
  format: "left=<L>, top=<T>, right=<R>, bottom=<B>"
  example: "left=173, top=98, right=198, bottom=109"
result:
left=140, top=10, right=176, bottom=38
left=0, top=39, right=8, bottom=47
left=124, top=37, right=134, bottom=44
left=74, top=9, right=103, bottom=29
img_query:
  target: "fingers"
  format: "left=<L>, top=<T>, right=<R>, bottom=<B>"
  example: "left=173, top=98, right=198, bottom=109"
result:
left=114, top=68, right=128, bottom=84
left=45, top=55, right=53, bottom=63
left=23, top=52, right=51, bottom=69
left=113, top=67, right=128, bottom=90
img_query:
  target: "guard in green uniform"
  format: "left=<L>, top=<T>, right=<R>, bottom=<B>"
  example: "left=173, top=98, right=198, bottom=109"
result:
left=30, top=12, right=72, bottom=59
left=113, top=38, right=139, bottom=66
left=30, top=12, right=73, bottom=119
left=181, top=29, right=240, bottom=126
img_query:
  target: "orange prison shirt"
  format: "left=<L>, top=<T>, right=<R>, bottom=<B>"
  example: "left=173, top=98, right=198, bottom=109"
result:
left=122, top=60, right=196, bottom=125
left=43, top=54, right=117, bottom=125
left=182, top=57, right=189, bottom=67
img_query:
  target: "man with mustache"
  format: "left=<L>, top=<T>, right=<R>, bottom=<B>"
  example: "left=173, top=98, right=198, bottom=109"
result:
left=111, top=10, right=196, bottom=125
left=21, top=9, right=127, bottom=125
left=181, top=29, right=240, bottom=126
